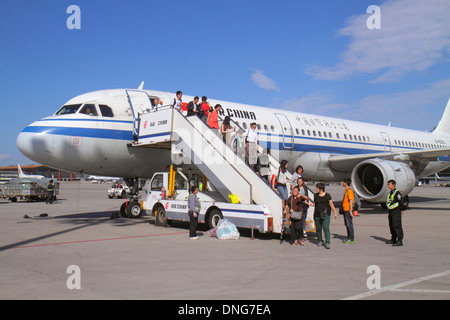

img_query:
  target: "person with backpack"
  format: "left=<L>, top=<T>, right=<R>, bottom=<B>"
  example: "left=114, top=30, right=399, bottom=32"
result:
left=272, top=160, right=290, bottom=207
left=341, top=178, right=355, bottom=244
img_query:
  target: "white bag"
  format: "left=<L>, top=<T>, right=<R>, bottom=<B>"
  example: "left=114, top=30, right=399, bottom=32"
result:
left=216, top=219, right=240, bottom=240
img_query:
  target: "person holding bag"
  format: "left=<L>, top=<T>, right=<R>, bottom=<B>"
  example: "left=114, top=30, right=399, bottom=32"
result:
left=285, top=186, right=310, bottom=246
left=311, top=183, right=337, bottom=249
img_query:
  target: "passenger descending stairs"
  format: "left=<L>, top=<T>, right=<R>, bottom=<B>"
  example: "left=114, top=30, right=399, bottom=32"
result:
left=134, top=107, right=285, bottom=231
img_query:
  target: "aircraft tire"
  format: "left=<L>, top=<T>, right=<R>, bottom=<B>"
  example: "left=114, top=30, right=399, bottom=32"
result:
left=126, top=201, right=143, bottom=218
left=120, top=202, right=129, bottom=218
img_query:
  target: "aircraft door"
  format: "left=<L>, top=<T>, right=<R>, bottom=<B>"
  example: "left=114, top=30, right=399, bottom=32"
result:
left=126, top=90, right=153, bottom=138
left=380, top=131, right=392, bottom=153
left=274, top=113, right=294, bottom=149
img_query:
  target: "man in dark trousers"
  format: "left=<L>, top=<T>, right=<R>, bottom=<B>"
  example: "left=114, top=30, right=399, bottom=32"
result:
left=46, top=179, right=55, bottom=204
left=386, top=180, right=405, bottom=246
left=188, top=186, right=201, bottom=240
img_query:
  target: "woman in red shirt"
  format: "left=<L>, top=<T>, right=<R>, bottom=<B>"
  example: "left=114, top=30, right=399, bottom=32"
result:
left=208, top=104, right=222, bottom=136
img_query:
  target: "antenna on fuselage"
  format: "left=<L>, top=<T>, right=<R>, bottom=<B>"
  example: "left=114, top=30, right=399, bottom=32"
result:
left=138, top=81, right=144, bottom=90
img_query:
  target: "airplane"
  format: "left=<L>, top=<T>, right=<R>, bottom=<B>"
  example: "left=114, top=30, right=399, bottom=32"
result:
left=87, top=175, right=120, bottom=183
left=16, top=83, right=450, bottom=208
left=18, top=164, right=45, bottom=179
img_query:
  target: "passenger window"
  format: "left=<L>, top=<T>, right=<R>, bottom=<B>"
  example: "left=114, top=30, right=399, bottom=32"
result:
left=151, top=174, right=164, bottom=191
left=301, top=129, right=305, bottom=135
left=79, top=104, right=98, bottom=116
left=99, top=104, right=114, bottom=117
left=264, top=125, right=268, bottom=131
left=55, top=104, right=81, bottom=115
left=336, top=133, right=340, bottom=139
left=270, top=125, right=275, bottom=132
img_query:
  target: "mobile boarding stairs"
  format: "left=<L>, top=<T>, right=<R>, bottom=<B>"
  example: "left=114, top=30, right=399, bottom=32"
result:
left=132, top=106, right=287, bottom=233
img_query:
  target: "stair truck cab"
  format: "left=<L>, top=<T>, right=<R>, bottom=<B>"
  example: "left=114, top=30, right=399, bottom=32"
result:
left=142, top=166, right=274, bottom=233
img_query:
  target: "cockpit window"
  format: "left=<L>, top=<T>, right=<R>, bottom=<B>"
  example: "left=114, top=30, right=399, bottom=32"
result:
left=99, top=104, right=114, bottom=117
left=55, top=104, right=81, bottom=115
left=79, top=104, right=98, bottom=116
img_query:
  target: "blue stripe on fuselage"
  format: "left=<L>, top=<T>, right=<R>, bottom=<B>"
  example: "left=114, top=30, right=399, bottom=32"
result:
left=23, top=125, right=438, bottom=158
left=21, top=126, right=133, bottom=141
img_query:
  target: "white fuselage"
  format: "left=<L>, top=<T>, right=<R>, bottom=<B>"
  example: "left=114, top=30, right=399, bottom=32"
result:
left=17, top=89, right=450, bottom=182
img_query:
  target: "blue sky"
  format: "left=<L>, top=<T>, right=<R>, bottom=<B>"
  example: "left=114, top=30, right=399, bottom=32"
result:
left=1, top=0, right=450, bottom=166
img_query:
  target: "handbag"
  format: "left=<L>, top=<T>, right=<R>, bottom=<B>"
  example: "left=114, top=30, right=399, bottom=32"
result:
left=290, top=211, right=302, bottom=220
left=289, top=196, right=302, bottom=220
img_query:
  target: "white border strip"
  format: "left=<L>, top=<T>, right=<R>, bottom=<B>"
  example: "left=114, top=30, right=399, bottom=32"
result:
left=342, top=270, right=450, bottom=300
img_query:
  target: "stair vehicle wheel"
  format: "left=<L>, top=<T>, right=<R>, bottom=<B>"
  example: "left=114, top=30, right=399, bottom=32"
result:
left=155, top=206, right=167, bottom=227
left=126, top=201, right=143, bottom=218
left=207, top=209, right=223, bottom=229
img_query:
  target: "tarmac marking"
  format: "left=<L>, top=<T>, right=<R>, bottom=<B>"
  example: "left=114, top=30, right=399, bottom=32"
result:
left=9, top=231, right=189, bottom=250
left=342, top=269, right=450, bottom=300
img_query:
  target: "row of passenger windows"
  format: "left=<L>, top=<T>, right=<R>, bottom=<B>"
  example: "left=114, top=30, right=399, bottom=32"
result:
left=236, top=121, right=447, bottom=149
left=393, top=139, right=447, bottom=149
left=236, top=121, right=372, bottom=143
left=55, top=104, right=114, bottom=118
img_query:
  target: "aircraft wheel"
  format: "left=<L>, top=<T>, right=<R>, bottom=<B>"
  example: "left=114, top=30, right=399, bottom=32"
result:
left=126, top=201, right=142, bottom=218
left=120, top=202, right=129, bottom=218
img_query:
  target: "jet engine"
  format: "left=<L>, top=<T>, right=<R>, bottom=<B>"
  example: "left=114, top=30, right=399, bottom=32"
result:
left=351, top=159, right=416, bottom=204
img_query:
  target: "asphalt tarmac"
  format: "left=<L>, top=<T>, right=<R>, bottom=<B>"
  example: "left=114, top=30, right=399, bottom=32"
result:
left=0, top=182, right=449, bottom=300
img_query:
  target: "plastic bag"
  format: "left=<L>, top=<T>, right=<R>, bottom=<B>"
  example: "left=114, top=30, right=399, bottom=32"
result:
left=215, top=219, right=240, bottom=240
left=208, top=228, right=217, bottom=237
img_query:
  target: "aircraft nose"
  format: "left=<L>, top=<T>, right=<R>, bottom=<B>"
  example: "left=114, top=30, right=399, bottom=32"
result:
left=16, top=122, right=54, bottom=163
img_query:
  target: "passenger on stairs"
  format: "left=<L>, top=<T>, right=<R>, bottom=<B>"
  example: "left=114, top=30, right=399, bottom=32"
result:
left=172, top=91, right=183, bottom=113
left=221, top=116, right=235, bottom=145
left=207, top=104, right=222, bottom=136
left=273, top=160, right=290, bottom=207
left=187, top=96, right=200, bottom=117
left=244, top=122, right=259, bottom=170
left=231, top=129, right=246, bottom=160
left=199, top=96, right=210, bottom=124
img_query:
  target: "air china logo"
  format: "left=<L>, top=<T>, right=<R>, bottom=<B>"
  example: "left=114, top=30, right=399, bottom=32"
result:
left=144, top=120, right=148, bottom=128
left=165, top=202, right=169, bottom=210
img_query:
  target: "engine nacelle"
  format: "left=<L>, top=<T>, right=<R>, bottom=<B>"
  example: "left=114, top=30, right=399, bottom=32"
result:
left=351, top=159, right=416, bottom=203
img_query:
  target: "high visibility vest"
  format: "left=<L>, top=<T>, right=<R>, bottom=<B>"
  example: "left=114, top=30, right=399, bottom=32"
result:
left=386, top=189, right=400, bottom=210
left=188, top=194, right=201, bottom=212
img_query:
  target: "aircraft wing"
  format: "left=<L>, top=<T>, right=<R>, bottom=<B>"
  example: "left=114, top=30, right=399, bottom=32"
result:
left=329, top=148, right=450, bottom=172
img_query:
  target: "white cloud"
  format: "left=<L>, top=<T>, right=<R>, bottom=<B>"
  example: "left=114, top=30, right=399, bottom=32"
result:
left=251, top=69, right=280, bottom=91
left=0, top=154, right=11, bottom=161
left=305, top=0, right=450, bottom=82
left=278, top=78, right=450, bottom=130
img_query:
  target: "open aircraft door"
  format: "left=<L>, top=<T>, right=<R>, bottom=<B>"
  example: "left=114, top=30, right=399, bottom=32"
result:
left=380, top=131, right=392, bottom=153
left=126, top=90, right=153, bottom=138
left=275, top=113, right=294, bottom=149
